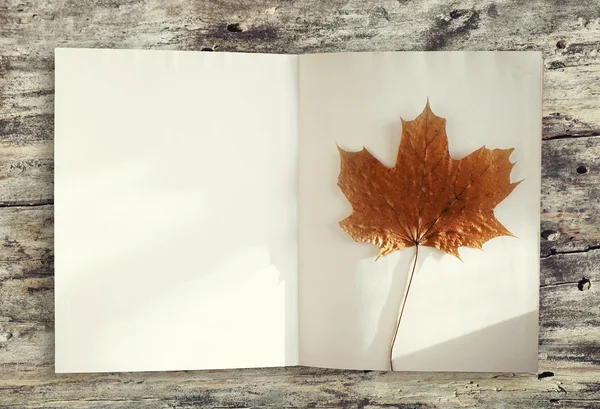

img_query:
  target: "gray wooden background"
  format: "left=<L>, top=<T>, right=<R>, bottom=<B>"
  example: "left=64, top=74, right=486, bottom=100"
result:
left=1, top=0, right=599, bottom=407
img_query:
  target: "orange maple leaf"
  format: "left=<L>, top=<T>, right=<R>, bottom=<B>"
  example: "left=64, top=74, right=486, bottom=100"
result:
left=337, top=101, right=521, bottom=260
left=337, top=100, right=521, bottom=371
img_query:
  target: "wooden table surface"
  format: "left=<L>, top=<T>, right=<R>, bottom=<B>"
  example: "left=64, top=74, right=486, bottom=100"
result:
left=1, top=0, right=599, bottom=407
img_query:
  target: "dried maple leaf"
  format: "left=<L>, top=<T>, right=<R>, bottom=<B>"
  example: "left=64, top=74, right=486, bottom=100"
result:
left=337, top=101, right=520, bottom=260
left=337, top=100, right=521, bottom=371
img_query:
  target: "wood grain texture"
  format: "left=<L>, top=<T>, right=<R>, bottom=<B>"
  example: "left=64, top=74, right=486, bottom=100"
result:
left=1, top=0, right=600, bottom=407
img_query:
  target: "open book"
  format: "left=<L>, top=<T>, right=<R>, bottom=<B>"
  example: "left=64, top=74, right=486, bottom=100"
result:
left=55, top=49, right=542, bottom=373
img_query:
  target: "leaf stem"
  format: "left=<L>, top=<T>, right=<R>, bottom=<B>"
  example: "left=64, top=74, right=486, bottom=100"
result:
left=389, top=243, right=419, bottom=371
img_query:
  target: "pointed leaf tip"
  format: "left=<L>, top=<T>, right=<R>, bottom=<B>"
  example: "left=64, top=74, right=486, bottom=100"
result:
left=336, top=143, right=349, bottom=155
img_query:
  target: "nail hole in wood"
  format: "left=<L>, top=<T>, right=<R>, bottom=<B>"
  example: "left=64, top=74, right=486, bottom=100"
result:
left=227, top=23, right=245, bottom=33
left=449, top=9, right=467, bottom=19
left=578, top=277, right=591, bottom=291
left=556, top=40, right=568, bottom=49
left=538, top=371, right=554, bottom=379
left=577, top=165, right=588, bottom=174
left=541, top=230, right=559, bottom=241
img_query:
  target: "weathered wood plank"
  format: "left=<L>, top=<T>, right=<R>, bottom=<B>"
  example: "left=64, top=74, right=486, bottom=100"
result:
left=541, top=136, right=600, bottom=257
left=0, top=322, right=51, bottom=367
left=0, top=206, right=53, bottom=264
left=0, top=142, right=54, bottom=205
left=539, top=250, right=600, bottom=370
left=0, top=364, right=599, bottom=409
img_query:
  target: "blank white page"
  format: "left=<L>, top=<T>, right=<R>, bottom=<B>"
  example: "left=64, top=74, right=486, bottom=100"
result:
left=55, top=49, right=299, bottom=373
left=298, top=52, right=541, bottom=372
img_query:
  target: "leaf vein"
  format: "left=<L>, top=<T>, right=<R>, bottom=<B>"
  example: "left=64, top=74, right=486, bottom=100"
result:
left=420, top=150, right=512, bottom=242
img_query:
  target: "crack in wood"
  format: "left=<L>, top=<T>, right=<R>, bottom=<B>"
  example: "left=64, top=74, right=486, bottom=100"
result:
left=541, top=245, right=600, bottom=259
left=0, top=200, right=54, bottom=208
left=540, top=281, right=581, bottom=289
left=549, top=398, right=600, bottom=403
left=544, top=132, right=600, bottom=141
left=1, top=318, right=54, bottom=324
